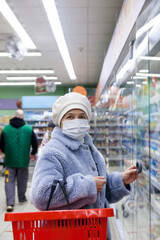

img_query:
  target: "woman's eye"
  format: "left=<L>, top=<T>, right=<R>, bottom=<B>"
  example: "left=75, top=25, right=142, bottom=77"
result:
left=79, top=115, right=87, bottom=119
left=67, top=115, right=73, bottom=119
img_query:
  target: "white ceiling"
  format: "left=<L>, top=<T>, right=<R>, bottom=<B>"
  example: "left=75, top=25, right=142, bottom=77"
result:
left=0, top=0, right=123, bottom=86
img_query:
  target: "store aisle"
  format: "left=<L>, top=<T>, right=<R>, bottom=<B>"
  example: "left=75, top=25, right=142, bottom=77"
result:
left=0, top=166, right=120, bottom=240
left=0, top=173, right=38, bottom=240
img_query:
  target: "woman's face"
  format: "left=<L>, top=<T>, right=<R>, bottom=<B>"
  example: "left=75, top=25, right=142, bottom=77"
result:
left=60, top=109, right=88, bottom=129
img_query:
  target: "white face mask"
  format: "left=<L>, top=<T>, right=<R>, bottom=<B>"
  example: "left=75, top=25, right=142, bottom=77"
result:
left=62, top=119, right=90, bottom=140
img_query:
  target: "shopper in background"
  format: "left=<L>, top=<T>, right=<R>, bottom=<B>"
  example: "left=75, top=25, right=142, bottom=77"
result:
left=30, top=92, right=138, bottom=239
left=40, top=120, right=55, bottom=148
left=38, top=120, right=55, bottom=157
left=0, top=109, right=38, bottom=212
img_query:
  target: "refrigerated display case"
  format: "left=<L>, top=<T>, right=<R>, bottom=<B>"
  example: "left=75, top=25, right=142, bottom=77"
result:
left=95, top=0, right=160, bottom=239
left=93, top=107, right=107, bottom=163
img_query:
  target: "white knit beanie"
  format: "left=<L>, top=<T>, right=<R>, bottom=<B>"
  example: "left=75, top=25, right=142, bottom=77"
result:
left=52, top=92, right=91, bottom=126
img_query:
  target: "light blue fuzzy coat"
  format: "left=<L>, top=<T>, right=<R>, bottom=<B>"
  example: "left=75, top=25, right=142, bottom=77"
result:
left=30, top=127, right=131, bottom=239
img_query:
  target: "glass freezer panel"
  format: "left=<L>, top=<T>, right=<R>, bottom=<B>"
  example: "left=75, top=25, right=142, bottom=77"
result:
left=134, top=80, right=150, bottom=239
left=135, top=0, right=160, bottom=238
left=95, top=1, right=160, bottom=238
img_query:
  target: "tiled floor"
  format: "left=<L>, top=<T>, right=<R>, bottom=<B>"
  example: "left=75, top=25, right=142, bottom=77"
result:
left=110, top=217, right=121, bottom=239
left=0, top=175, right=38, bottom=240
left=0, top=166, right=120, bottom=240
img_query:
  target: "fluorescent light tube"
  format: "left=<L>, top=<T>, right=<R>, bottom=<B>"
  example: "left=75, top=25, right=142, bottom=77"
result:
left=132, top=76, right=147, bottom=80
left=0, top=82, right=35, bottom=86
left=126, top=81, right=134, bottom=84
left=0, top=0, right=36, bottom=49
left=0, top=70, right=54, bottom=74
left=54, top=82, right=61, bottom=85
left=136, top=13, right=160, bottom=39
left=25, top=52, right=41, bottom=56
left=45, top=76, right=58, bottom=80
left=42, top=0, right=76, bottom=80
left=116, top=59, right=134, bottom=81
left=0, top=52, right=10, bottom=57
left=136, top=73, right=160, bottom=78
left=138, top=56, right=160, bottom=61
left=142, top=81, right=147, bottom=84
left=0, top=81, right=61, bottom=86
left=0, top=52, right=41, bottom=57
left=139, top=69, right=149, bottom=73
left=7, top=76, right=58, bottom=80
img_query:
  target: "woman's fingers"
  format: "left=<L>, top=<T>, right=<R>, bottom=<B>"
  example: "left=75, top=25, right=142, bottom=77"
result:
left=127, top=165, right=136, bottom=171
left=94, top=176, right=107, bottom=192
left=95, top=176, right=106, bottom=179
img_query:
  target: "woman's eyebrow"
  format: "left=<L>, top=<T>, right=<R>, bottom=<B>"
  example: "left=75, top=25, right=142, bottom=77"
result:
left=66, top=113, right=74, bottom=117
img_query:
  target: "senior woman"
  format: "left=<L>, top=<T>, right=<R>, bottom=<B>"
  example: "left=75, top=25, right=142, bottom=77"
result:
left=30, top=92, right=138, bottom=239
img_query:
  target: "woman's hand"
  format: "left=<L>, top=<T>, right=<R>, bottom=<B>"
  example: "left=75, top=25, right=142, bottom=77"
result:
left=30, top=154, right=37, bottom=161
left=122, top=165, right=138, bottom=186
left=94, top=176, right=107, bottom=192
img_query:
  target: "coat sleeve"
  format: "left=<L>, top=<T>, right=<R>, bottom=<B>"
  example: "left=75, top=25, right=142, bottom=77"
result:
left=0, top=132, right=5, bottom=153
left=106, top=172, right=131, bottom=203
left=30, top=149, right=97, bottom=210
left=30, top=130, right=38, bottom=155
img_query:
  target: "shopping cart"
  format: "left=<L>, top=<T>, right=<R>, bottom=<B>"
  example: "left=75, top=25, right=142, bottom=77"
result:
left=5, top=208, right=114, bottom=240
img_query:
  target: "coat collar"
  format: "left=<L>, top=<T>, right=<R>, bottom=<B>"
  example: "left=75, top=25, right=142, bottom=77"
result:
left=52, top=126, right=94, bottom=151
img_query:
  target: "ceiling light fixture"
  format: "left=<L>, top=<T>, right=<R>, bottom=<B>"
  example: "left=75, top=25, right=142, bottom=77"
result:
left=126, top=81, right=134, bottom=84
left=138, top=56, right=160, bottom=61
left=42, top=0, right=76, bottom=80
left=136, top=13, right=160, bottom=39
left=142, top=81, right=147, bottom=84
left=45, top=76, right=58, bottom=80
left=7, top=76, right=58, bottom=80
left=116, top=59, right=134, bottom=81
left=0, top=70, right=54, bottom=74
left=0, top=52, right=41, bottom=57
left=0, top=0, right=36, bottom=49
left=136, top=72, right=160, bottom=78
left=25, top=52, right=41, bottom=56
left=0, top=81, right=61, bottom=86
left=54, top=82, right=61, bottom=85
left=139, top=69, right=149, bottom=73
left=0, top=52, right=9, bottom=57
left=0, top=82, right=35, bottom=86
left=132, top=76, right=147, bottom=79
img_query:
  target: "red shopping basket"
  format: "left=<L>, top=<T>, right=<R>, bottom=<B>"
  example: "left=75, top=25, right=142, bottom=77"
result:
left=4, top=208, right=114, bottom=240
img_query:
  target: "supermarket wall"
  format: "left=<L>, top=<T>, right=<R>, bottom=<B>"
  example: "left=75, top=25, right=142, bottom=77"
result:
left=0, top=85, right=67, bottom=115
left=0, top=85, right=69, bottom=99
left=0, top=85, right=96, bottom=115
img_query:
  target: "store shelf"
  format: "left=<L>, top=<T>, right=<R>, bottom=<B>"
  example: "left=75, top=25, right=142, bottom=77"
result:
left=89, top=131, right=94, bottom=134
left=24, top=111, right=52, bottom=146
left=108, top=156, right=123, bottom=161
left=32, top=125, right=48, bottom=127
left=37, top=137, right=43, bottom=140
left=25, top=119, right=49, bottom=122
left=35, top=131, right=46, bottom=134
left=96, top=138, right=106, bottom=141
left=97, top=147, right=106, bottom=150
left=109, top=146, right=122, bottom=149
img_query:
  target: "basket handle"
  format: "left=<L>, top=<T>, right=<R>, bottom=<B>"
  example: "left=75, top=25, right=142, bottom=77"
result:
left=46, top=179, right=71, bottom=210
left=59, top=179, right=71, bottom=209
